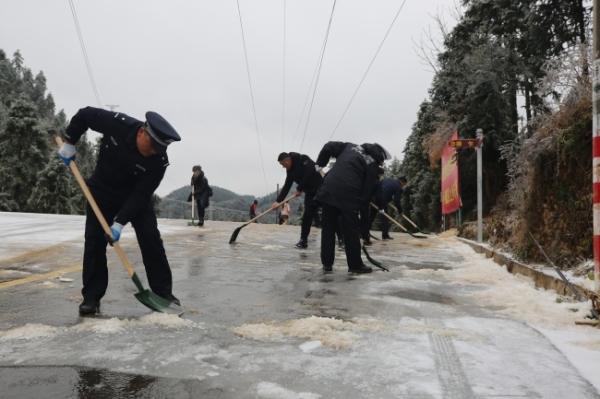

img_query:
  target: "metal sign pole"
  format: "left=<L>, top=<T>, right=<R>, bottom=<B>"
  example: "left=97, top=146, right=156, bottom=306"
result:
left=476, top=128, right=484, bottom=243
left=593, top=0, right=600, bottom=293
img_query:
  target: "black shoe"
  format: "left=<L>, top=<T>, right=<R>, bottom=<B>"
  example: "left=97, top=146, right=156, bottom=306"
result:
left=323, top=265, right=333, bottom=273
left=295, top=239, right=308, bottom=249
left=348, top=265, right=373, bottom=274
left=79, top=299, right=100, bottom=316
left=382, top=234, right=393, bottom=240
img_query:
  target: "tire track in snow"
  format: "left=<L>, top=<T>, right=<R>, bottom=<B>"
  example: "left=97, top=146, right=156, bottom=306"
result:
left=427, top=319, right=476, bottom=399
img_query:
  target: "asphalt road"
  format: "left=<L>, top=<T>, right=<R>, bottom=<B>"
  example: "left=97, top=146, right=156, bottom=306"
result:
left=0, top=214, right=597, bottom=399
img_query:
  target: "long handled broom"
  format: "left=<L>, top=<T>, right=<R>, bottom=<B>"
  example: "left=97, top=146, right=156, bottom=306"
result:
left=55, top=136, right=182, bottom=314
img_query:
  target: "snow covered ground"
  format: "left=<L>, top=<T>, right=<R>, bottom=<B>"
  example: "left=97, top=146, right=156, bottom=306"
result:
left=0, top=212, right=599, bottom=398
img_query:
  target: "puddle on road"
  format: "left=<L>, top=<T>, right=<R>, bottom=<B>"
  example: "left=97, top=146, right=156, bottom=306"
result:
left=0, top=365, right=208, bottom=399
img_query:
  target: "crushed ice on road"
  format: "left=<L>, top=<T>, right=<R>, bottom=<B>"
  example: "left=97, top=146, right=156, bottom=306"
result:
left=232, top=316, right=386, bottom=349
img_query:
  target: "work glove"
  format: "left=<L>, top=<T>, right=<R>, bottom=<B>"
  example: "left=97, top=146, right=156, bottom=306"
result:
left=58, top=142, right=76, bottom=165
left=106, top=222, right=123, bottom=245
left=378, top=208, right=385, bottom=214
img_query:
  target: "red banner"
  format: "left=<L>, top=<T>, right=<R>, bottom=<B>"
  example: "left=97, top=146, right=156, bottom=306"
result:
left=441, top=132, right=461, bottom=215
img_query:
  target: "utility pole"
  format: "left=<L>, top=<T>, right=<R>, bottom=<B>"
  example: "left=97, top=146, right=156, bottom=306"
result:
left=476, top=128, right=484, bottom=243
left=593, top=0, right=600, bottom=293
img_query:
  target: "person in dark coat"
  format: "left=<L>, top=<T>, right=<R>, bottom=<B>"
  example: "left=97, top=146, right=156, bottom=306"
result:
left=363, top=176, right=407, bottom=242
left=271, top=152, right=323, bottom=249
left=190, top=165, right=212, bottom=227
left=315, top=141, right=390, bottom=273
left=57, top=106, right=181, bottom=316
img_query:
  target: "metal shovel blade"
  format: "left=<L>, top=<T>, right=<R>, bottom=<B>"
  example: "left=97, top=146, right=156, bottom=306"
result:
left=134, top=290, right=183, bottom=315
left=131, top=273, right=183, bottom=315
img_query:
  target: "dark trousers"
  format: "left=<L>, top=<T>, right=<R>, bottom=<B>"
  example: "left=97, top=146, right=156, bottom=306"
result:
left=300, top=192, right=318, bottom=241
left=320, top=203, right=364, bottom=269
left=361, top=202, right=391, bottom=239
left=195, top=198, right=206, bottom=222
left=368, top=205, right=391, bottom=237
left=82, top=190, right=173, bottom=301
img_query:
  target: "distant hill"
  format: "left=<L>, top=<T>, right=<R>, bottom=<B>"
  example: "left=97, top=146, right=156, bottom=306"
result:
left=157, top=184, right=303, bottom=224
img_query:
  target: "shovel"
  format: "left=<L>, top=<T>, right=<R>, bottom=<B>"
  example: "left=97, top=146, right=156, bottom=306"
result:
left=188, top=186, right=196, bottom=226
left=229, top=194, right=296, bottom=244
left=362, top=245, right=388, bottom=271
left=55, top=136, right=182, bottom=314
left=370, top=203, right=427, bottom=239
left=388, top=204, right=429, bottom=235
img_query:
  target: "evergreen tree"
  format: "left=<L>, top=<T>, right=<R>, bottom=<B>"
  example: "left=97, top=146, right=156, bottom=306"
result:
left=0, top=98, right=49, bottom=210
left=27, top=157, right=75, bottom=214
left=0, top=48, right=97, bottom=214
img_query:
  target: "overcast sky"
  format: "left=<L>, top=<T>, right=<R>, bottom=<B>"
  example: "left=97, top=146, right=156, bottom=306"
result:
left=0, top=0, right=456, bottom=197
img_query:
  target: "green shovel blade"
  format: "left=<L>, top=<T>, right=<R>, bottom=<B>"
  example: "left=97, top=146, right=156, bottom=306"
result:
left=131, top=273, right=183, bottom=315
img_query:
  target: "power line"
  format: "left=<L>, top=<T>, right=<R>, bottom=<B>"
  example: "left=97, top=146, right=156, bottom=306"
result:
left=67, top=0, right=102, bottom=106
left=329, top=0, right=407, bottom=139
left=235, top=0, right=269, bottom=192
left=299, top=0, right=337, bottom=151
left=281, top=0, right=287, bottom=150
left=293, top=39, right=324, bottom=146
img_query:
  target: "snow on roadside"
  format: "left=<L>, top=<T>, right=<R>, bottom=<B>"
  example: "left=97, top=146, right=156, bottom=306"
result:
left=0, top=212, right=190, bottom=261
left=445, top=238, right=600, bottom=392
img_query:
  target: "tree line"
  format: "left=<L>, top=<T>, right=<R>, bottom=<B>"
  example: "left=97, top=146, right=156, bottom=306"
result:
left=0, top=50, right=97, bottom=214
left=394, top=0, right=592, bottom=262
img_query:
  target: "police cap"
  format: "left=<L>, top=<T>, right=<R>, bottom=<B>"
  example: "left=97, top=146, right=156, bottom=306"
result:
left=144, top=111, right=181, bottom=154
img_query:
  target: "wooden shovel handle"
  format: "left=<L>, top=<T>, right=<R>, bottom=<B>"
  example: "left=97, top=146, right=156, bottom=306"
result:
left=370, top=202, right=408, bottom=233
left=55, top=136, right=135, bottom=277
left=245, top=194, right=296, bottom=226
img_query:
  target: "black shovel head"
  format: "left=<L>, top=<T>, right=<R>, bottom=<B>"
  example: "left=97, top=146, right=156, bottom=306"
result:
left=362, top=245, right=389, bottom=272
left=229, top=225, right=244, bottom=244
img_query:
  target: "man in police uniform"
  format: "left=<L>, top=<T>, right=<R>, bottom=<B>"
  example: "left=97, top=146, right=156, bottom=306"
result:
left=271, top=152, right=323, bottom=249
left=58, top=106, right=181, bottom=316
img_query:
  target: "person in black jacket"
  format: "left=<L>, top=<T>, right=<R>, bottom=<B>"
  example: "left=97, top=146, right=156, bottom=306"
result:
left=57, top=106, right=181, bottom=316
left=363, top=176, right=407, bottom=243
left=271, top=152, right=323, bottom=248
left=315, top=141, right=390, bottom=273
left=190, top=165, right=212, bottom=227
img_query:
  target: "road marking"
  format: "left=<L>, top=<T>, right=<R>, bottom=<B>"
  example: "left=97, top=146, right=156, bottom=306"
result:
left=0, top=263, right=81, bottom=290
left=0, top=244, right=67, bottom=268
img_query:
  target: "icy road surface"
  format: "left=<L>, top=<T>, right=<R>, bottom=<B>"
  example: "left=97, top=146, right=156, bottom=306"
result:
left=0, top=212, right=599, bottom=398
